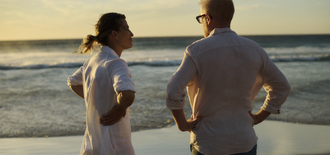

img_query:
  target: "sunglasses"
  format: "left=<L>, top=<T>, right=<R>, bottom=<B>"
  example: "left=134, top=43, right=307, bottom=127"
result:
left=196, top=14, right=213, bottom=24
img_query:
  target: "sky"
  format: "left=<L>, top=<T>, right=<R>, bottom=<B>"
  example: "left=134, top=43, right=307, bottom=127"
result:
left=0, top=0, right=329, bottom=41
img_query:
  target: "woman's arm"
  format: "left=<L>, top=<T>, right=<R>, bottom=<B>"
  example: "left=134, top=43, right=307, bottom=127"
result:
left=100, top=90, right=135, bottom=125
left=68, top=66, right=84, bottom=99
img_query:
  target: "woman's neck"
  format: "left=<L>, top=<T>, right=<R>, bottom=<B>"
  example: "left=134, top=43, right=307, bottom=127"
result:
left=106, top=42, right=123, bottom=57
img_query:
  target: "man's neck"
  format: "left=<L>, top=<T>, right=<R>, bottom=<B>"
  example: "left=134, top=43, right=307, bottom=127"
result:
left=213, top=21, right=231, bottom=29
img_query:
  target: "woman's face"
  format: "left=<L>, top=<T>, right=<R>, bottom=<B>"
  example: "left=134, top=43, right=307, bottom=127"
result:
left=116, top=19, right=134, bottom=50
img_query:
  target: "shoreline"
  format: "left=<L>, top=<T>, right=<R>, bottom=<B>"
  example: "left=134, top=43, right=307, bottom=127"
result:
left=1, top=120, right=330, bottom=155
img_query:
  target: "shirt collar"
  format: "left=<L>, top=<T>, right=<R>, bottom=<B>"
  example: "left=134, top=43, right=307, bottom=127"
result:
left=100, top=46, right=119, bottom=57
left=208, top=27, right=236, bottom=37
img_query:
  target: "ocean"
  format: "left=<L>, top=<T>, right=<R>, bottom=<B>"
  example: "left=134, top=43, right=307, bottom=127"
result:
left=0, top=35, right=330, bottom=138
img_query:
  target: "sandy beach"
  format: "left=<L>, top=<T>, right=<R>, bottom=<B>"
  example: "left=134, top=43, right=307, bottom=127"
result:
left=1, top=120, right=330, bottom=155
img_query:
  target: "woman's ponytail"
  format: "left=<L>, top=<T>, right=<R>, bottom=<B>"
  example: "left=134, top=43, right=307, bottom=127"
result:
left=77, top=35, right=99, bottom=54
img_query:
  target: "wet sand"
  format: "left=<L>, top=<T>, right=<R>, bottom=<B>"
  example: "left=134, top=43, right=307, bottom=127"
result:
left=1, top=120, right=330, bottom=155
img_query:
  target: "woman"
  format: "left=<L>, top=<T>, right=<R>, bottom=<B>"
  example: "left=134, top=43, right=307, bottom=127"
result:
left=67, top=12, right=135, bottom=155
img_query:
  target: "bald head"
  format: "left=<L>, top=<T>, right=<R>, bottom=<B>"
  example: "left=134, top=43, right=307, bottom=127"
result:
left=199, top=0, right=235, bottom=23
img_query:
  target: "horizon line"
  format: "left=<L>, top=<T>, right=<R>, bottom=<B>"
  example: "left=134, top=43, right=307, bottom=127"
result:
left=1, top=33, right=330, bottom=42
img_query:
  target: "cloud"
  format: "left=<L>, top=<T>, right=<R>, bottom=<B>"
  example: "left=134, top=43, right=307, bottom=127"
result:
left=92, top=0, right=193, bottom=15
left=39, top=0, right=89, bottom=15
left=236, top=4, right=260, bottom=11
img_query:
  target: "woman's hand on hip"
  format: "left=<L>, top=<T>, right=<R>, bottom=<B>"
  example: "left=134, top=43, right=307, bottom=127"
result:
left=100, top=104, right=127, bottom=125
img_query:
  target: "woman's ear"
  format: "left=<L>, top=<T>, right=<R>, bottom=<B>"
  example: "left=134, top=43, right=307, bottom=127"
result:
left=111, top=30, right=118, bottom=40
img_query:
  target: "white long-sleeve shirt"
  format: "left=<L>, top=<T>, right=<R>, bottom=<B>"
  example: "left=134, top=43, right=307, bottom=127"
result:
left=166, top=28, right=291, bottom=155
left=68, top=46, right=135, bottom=155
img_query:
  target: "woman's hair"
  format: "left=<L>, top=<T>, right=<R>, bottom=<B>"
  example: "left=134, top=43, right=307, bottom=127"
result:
left=78, top=12, right=126, bottom=54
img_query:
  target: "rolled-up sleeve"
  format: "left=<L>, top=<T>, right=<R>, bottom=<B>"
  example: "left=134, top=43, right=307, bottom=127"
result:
left=106, top=59, right=135, bottom=94
left=166, top=52, right=197, bottom=110
left=67, top=66, right=83, bottom=86
left=261, top=55, right=291, bottom=114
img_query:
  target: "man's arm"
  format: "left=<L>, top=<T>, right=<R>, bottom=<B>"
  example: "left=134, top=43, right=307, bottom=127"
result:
left=100, top=90, right=135, bottom=125
left=69, top=85, right=84, bottom=99
left=171, top=109, right=202, bottom=132
left=166, top=52, right=202, bottom=131
left=250, top=51, right=291, bottom=124
left=249, top=110, right=271, bottom=125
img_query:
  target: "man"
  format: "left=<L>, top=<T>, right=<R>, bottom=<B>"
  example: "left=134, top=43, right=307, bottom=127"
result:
left=166, top=0, right=291, bottom=155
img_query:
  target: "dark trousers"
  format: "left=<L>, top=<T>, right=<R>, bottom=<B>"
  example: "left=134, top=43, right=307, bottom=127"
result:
left=190, top=145, right=257, bottom=155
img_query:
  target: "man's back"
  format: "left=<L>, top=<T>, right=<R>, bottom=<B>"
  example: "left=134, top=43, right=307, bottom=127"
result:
left=187, top=28, right=263, bottom=154
left=188, top=27, right=265, bottom=111
left=167, top=28, right=290, bottom=155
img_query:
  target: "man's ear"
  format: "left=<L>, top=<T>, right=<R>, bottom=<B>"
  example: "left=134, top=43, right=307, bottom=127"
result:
left=206, top=15, right=212, bottom=25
